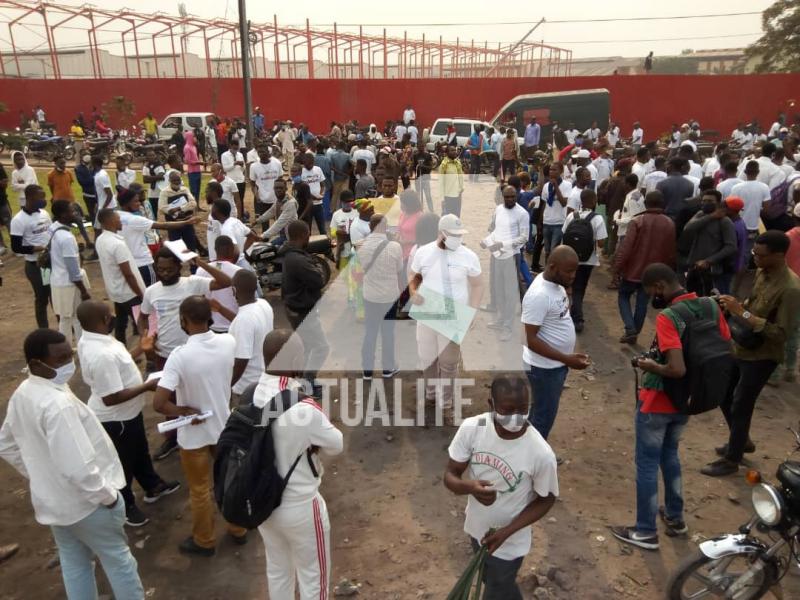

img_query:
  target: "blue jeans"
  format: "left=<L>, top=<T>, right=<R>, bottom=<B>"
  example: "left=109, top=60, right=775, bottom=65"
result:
left=322, top=187, right=332, bottom=221
left=635, top=407, right=688, bottom=534
left=518, top=253, right=532, bottom=288
left=304, top=204, right=327, bottom=235
left=50, top=497, right=143, bottom=600
left=188, top=171, right=202, bottom=203
left=470, top=538, right=523, bottom=600
left=525, top=365, right=568, bottom=439
left=618, top=279, right=649, bottom=335
left=361, top=300, right=396, bottom=374
left=542, top=224, right=563, bottom=258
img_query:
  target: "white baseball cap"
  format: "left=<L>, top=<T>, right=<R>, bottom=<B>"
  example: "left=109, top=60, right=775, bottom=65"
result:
left=438, top=214, right=468, bottom=235
left=572, top=149, right=590, bottom=159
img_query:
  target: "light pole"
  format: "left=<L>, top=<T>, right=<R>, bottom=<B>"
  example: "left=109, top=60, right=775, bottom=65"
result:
left=237, top=0, right=253, bottom=148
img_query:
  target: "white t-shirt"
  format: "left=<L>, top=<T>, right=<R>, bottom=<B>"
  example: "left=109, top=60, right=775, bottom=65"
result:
left=207, top=217, right=252, bottom=261
left=158, top=330, right=235, bottom=450
left=119, top=211, right=155, bottom=267
left=632, top=161, right=653, bottom=187
left=48, top=223, right=80, bottom=287
left=221, top=150, right=245, bottom=183
left=561, top=209, right=607, bottom=266
left=141, top=276, right=213, bottom=357
left=330, top=209, right=358, bottom=257
left=142, top=164, right=168, bottom=199
left=564, top=129, right=579, bottom=144
left=116, top=168, right=136, bottom=191
left=95, top=230, right=144, bottom=303
left=407, top=125, right=419, bottom=144
left=521, top=274, right=575, bottom=369
left=566, top=186, right=585, bottom=213
left=94, top=170, right=117, bottom=210
left=246, top=147, right=259, bottom=166
left=219, top=176, right=240, bottom=217
left=731, top=180, right=771, bottom=230
left=643, top=170, right=667, bottom=194
left=615, top=192, right=646, bottom=238
left=11, top=209, right=52, bottom=262
left=631, top=128, right=644, bottom=144
left=607, top=126, right=620, bottom=146
left=229, top=299, right=274, bottom=394
left=541, top=181, right=572, bottom=226
left=301, top=166, right=326, bottom=202
left=716, top=177, right=743, bottom=201
left=394, top=124, right=407, bottom=140
left=195, top=261, right=241, bottom=332
left=410, top=241, right=481, bottom=306
left=78, top=331, right=145, bottom=423
left=352, top=148, right=376, bottom=174
left=402, top=109, right=416, bottom=125
left=249, top=158, right=283, bottom=204
left=448, top=413, right=559, bottom=560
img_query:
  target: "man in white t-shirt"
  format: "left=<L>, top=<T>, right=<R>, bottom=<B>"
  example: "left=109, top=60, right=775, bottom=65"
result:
left=249, top=146, right=283, bottom=218
left=731, top=160, right=772, bottom=242
left=632, top=147, right=654, bottom=188
left=561, top=189, right=608, bottom=333
left=540, top=162, right=572, bottom=258
left=95, top=209, right=146, bottom=345
left=152, top=296, right=248, bottom=555
left=92, top=156, right=116, bottom=216
left=229, top=270, right=274, bottom=401
left=255, top=329, right=343, bottom=600
left=11, top=184, right=53, bottom=328
left=207, top=199, right=258, bottom=263
left=630, top=122, right=644, bottom=149
left=566, top=167, right=591, bottom=215
left=483, top=186, right=530, bottom=341
left=142, top=151, right=168, bottom=217
left=49, top=201, right=91, bottom=345
left=563, top=123, right=579, bottom=145
left=409, top=214, right=482, bottom=423
left=522, top=245, right=590, bottom=440
left=393, top=122, right=407, bottom=142
left=210, top=163, right=242, bottom=217
left=330, top=190, right=358, bottom=266
left=643, top=156, right=668, bottom=193
left=76, top=301, right=180, bottom=528
left=606, top=122, right=620, bottom=147
left=716, top=161, right=743, bottom=201
left=300, top=153, right=327, bottom=235
left=402, top=105, right=416, bottom=125
left=196, top=236, right=242, bottom=333
left=220, top=139, right=247, bottom=200
left=351, top=138, right=376, bottom=174
left=407, top=120, right=419, bottom=145
left=118, top=186, right=200, bottom=286
left=445, top=375, right=558, bottom=599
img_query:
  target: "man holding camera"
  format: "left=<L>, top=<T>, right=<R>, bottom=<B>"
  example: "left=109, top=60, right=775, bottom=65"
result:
left=611, top=263, right=732, bottom=550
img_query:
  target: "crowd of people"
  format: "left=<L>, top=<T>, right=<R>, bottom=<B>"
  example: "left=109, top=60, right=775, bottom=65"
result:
left=0, top=103, right=799, bottom=599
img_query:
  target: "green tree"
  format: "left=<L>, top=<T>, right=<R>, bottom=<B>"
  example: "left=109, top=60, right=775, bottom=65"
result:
left=745, top=0, right=800, bottom=72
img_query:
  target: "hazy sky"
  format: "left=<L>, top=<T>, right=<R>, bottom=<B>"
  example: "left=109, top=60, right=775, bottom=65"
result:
left=0, top=0, right=775, bottom=59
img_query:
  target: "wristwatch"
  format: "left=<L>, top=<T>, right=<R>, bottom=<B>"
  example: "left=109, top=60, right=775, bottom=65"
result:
left=742, top=310, right=752, bottom=320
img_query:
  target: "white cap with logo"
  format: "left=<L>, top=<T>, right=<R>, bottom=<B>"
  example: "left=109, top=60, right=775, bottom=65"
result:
left=438, top=214, right=468, bottom=235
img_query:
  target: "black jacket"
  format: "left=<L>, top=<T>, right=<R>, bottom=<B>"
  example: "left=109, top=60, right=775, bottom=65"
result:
left=657, top=174, right=695, bottom=220
left=281, top=246, right=324, bottom=311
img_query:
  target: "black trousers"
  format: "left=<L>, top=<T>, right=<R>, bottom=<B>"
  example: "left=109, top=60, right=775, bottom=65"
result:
left=102, top=413, right=163, bottom=508
left=570, top=264, right=594, bottom=325
left=113, top=297, right=140, bottom=345
left=25, top=260, right=51, bottom=328
left=721, top=358, right=777, bottom=462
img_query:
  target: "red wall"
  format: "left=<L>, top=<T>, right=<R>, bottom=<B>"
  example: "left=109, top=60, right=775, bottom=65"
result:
left=2, top=74, right=798, bottom=139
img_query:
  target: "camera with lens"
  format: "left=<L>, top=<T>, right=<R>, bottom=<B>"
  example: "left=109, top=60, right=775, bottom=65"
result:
left=631, top=347, right=660, bottom=368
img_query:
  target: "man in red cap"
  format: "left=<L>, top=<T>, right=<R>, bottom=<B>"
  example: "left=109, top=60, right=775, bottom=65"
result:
left=723, top=195, right=747, bottom=295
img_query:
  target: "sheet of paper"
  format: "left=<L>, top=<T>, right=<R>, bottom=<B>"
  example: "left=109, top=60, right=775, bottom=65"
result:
left=146, top=371, right=163, bottom=382
left=131, top=305, right=158, bottom=334
left=156, top=410, right=214, bottom=434
left=408, top=284, right=477, bottom=345
left=164, top=239, right=198, bottom=262
left=168, top=196, right=189, bottom=210
left=482, top=234, right=512, bottom=259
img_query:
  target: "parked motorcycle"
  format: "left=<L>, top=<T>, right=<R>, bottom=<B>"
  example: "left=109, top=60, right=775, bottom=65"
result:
left=22, top=132, right=75, bottom=161
left=84, top=135, right=114, bottom=164
left=246, top=234, right=333, bottom=292
left=667, top=426, right=800, bottom=599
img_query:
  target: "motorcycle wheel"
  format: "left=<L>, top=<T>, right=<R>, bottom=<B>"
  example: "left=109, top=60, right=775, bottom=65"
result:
left=63, top=146, right=76, bottom=161
left=312, top=254, right=332, bottom=287
left=666, top=548, right=778, bottom=600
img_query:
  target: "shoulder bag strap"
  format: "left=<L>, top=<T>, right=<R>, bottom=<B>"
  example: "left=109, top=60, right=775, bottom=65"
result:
left=362, top=238, right=390, bottom=275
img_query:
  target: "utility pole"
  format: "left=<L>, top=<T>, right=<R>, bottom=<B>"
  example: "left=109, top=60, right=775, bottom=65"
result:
left=237, top=0, right=253, bottom=148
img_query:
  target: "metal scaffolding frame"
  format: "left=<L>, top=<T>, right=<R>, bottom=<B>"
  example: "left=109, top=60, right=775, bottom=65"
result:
left=0, top=0, right=572, bottom=79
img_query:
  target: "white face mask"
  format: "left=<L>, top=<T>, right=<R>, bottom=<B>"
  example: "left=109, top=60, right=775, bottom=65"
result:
left=443, top=234, right=463, bottom=251
left=42, top=359, right=76, bottom=385
left=491, top=401, right=528, bottom=433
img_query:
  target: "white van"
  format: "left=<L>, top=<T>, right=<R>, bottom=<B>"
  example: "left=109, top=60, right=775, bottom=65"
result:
left=157, top=112, right=216, bottom=140
left=425, top=118, right=492, bottom=151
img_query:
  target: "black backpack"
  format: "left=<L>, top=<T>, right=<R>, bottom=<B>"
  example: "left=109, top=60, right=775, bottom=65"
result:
left=213, top=385, right=317, bottom=530
left=662, top=298, right=736, bottom=415
left=562, top=211, right=596, bottom=262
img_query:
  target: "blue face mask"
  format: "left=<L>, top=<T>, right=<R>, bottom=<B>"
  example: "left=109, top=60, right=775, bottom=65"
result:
left=292, top=175, right=302, bottom=184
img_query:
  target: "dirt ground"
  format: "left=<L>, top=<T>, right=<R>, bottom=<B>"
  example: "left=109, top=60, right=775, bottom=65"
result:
left=1, top=171, right=799, bottom=599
